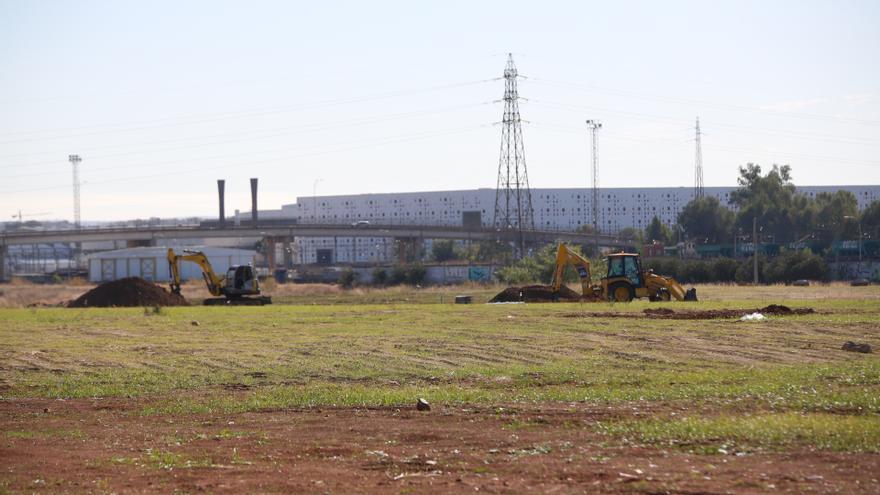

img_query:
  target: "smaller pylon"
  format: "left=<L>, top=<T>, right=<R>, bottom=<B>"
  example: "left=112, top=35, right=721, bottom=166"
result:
left=694, top=117, right=704, bottom=199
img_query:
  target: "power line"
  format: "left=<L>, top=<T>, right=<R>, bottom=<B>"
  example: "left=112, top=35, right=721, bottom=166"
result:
left=530, top=78, right=880, bottom=126
left=1, top=101, right=491, bottom=174
left=0, top=79, right=494, bottom=142
left=1, top=125, right=489, bottom=195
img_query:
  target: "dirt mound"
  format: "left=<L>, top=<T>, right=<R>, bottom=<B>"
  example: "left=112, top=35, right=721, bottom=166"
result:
left=489, top=285, right=585, bottom=303
left=68, top=277, right=188, bottom=308
left=566, top=306, right=816, bottom=320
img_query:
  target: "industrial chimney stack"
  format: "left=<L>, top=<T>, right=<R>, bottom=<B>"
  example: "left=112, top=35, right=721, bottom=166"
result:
left=250, top=178, right=258, bottom=227
left=217, top=179, right=226, bottom=227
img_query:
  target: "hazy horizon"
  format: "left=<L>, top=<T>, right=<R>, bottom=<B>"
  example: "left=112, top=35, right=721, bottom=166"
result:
left=2, top=0, right=878, bottom=222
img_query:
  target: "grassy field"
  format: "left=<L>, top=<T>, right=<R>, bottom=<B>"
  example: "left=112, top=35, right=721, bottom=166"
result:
left=1, top=283, right=879, bottom=492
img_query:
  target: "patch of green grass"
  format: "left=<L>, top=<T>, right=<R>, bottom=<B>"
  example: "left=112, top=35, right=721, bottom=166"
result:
left=5, top=429, right=85, bottom=440
left=598, top=412, right=880, bottom=453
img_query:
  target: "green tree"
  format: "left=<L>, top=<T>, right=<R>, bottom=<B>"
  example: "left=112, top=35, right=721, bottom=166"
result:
left=431, top=239, right=457, bottom=262
left=644, top=216, right=672, bottom=244
left=861, top=199, right=880, bottom=240
left=730, top=163, right=798, bottom=243
left=814, top=191, right=859, bottom=240
left=677, top=196, right=734, bottom=243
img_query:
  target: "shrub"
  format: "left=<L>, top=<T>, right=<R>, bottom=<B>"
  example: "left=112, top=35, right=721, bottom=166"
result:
left=371, top=267, right=388, bottom=286
left=389, top=265, right=408, bottom=285
left=338, top=268, right=357, bottom=289
left=405, top=264, right=427, bottom=285
left=710, top=258, right=739, bottom=282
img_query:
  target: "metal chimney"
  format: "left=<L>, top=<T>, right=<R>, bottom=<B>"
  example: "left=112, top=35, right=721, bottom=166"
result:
left=217, top=179, right=226, bottom=227
left=250, top=178, right=258, bottom=227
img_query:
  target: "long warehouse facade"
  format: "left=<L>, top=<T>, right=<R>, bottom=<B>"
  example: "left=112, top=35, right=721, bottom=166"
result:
left=258, top=185, right=880, bottom=264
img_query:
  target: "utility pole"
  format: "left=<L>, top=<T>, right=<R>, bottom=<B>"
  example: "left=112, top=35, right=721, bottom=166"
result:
left=586, top=119, right=602, bottom=255
left=69, top=155, right=82, bottom=229
left=753, top=217, right=759, bottom=285
left=694, top=117, right=704, bottom=199
left=493, top=53, right=535, bottom=258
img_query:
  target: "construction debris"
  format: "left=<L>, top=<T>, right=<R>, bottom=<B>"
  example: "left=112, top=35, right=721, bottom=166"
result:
left=68, top=277, right=188, bottom=308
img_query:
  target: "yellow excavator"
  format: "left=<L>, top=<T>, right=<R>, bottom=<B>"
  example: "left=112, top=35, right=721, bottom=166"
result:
left=167, top=248, right=272, bottom=306
left=551, top=243, right=697, bottom=302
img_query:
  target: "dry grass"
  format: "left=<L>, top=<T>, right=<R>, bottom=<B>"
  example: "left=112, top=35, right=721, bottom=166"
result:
left=1, top=278, right=878, bottom=308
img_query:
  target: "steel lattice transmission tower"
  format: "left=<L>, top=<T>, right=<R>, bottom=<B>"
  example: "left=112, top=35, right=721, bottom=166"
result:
left=586, top=120, right=602, bottom=248
left=69, top=154, right=82, bottom=229
left=694, top=117, right=704, bottom=199
left=493, top=53, right=535, bottom=256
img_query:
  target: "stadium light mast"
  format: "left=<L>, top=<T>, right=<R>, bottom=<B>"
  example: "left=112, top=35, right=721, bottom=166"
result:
left=586, top=119, right=602, bottom=254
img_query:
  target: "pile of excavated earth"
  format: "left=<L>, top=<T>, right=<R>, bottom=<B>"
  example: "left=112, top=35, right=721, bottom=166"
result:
left=564, top=305, right=815, bottom=320
left=489, top=285, right=593, bottom=303
left=68, top=277, right=188, bottom=308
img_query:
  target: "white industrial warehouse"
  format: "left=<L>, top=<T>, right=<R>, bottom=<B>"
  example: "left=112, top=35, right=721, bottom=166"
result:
left=251, top=185, right=880, bottom=264
left=87, top=246, right=257, bottom=283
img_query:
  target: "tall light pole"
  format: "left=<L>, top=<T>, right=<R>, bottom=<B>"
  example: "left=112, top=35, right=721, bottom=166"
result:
left=586, top=119, right=602, bottom=255
left=312, top=178, right=323, bottom=223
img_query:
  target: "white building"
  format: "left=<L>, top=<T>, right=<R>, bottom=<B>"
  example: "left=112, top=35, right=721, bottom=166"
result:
left=263, top=186, right=880, bottom=264
left=88, top=246, right=257, bottom=283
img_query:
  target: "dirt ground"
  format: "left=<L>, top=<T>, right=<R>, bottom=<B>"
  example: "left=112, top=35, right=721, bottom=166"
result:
left=1, top=397, right=877, bottom=494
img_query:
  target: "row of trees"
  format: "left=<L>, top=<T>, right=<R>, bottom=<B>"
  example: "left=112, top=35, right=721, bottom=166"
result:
left=657, top=164, right=878, bottom=247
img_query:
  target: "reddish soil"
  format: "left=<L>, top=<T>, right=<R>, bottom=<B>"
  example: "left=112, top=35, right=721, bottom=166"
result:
left=1, top=397, right=877, bottom=494
left=567, top=305, right=816, bottom=320
left=67, top=277, right=188, bottom=308
left=490, top=285, right=589, bottom=303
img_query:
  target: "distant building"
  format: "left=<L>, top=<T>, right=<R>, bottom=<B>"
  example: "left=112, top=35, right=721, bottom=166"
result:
left=87, top=246, right=257, bottom=283
left=265, top=185, right=880, bottom=264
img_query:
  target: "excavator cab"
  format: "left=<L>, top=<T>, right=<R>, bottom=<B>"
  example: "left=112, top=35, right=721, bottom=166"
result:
left=225, top=265, right=258, bottom=294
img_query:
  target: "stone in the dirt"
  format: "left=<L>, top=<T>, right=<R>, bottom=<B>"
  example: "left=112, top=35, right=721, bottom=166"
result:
left=416, top=398, right=431, bottom=411
left=842, top=341, right=872, bottom=353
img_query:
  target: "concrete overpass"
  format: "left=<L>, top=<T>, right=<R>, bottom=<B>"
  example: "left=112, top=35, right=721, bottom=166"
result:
left=0, top=223, right=629, bottom=279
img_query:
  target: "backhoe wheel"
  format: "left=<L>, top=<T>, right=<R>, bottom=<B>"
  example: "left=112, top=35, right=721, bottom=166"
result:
left=608, top=282, right=634, bottom=302
left=656, top=288, right=671, bottom=302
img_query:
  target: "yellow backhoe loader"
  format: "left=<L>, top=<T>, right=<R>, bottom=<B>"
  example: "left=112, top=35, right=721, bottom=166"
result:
left=551, top=243, right=697, bottom=302
left=167, top=248, right=271, bottom=306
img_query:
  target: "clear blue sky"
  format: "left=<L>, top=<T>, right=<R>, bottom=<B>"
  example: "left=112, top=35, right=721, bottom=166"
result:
left=1, top=0, right=878, bottom=221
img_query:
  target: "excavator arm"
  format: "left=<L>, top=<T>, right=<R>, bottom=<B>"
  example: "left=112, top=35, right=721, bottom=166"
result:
left=167, top=248, right=225, bottom=296
left=551, top=243, right=594, bottom=298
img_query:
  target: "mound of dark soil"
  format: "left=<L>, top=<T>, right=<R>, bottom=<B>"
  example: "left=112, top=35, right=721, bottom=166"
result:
left=489, top=285, right=585, bottom=303
left=68, top=277, right=188, bottom=308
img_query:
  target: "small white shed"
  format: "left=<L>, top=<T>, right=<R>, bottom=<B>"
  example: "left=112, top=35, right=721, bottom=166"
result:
left=87, top=246, right=258, bottom=283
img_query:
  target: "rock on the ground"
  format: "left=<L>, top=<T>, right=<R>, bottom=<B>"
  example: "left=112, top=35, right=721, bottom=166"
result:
left=842, top=341, right=872, bottom=353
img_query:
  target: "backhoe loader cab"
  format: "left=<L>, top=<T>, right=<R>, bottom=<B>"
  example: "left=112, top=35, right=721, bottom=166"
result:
left=601, top=252, right=696, bottom=302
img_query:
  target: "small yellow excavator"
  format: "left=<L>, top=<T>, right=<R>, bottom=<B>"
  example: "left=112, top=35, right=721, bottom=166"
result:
left=167, top=248, right=271, bottom=306
left=551, top=243, right=697, bottom=302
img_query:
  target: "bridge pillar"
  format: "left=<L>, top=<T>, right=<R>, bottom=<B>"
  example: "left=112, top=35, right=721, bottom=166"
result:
left=394, top=237, right=424, bottom=263
left=265, top=237, right=277, bottom=269
left=0, top=244, right=7, bottom=282
left=282, top=236, right=293, bottom=269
